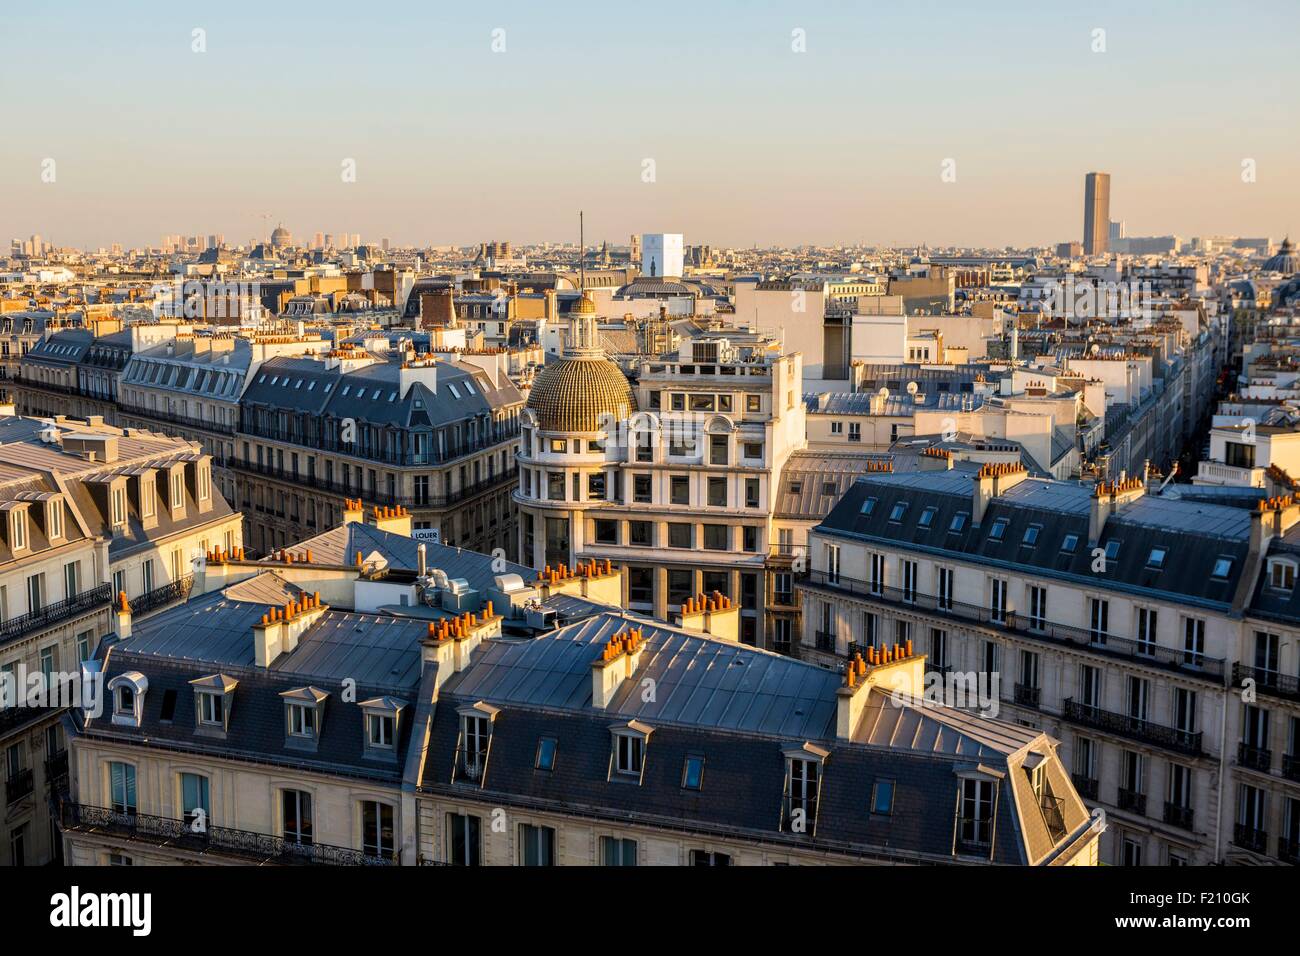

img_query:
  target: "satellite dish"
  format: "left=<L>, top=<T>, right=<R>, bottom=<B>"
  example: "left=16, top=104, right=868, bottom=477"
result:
left=1090, top=343, right=1100, bottom=355
left=877, top=387, right=890, bottom=400
left=906, top=381, right=918, bottom=396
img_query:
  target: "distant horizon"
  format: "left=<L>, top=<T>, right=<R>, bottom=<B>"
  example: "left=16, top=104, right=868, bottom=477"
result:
left=3, top=1, right=1296, bottom=249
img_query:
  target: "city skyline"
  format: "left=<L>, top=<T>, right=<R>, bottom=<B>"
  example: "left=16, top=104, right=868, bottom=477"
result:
left=2, top=1, right=1297, bottom=250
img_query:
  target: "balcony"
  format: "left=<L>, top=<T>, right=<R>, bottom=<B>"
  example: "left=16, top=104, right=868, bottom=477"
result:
left=0, top=583, right=111, bottom=649
left=813, top=630, right=836, bottom=654
left=1117, top=788, right=1147, bottom=816
left=45, top=749, right=68, bottom=787
left=118, top=403, right=236, bottom=436
left=1063, top=699, right=1203, bottom=756
left=1194, top=460, right=1264, bottom=487
left=1233, top=823, right=1268, bottom=854
left=1163, top=802, right=1194, bottom=831
left=5, top=767, right=33, bottom=804
left=1013, top=684, right=1041, bottom=708
left=59, top=802, right=398, bottom=865
left=1231, top=662, right=1300, bottom=703
left=801, top=571, right=1224, bottom=681
left=235, top=459, right=519, bottom=510
left=1237, top=742, right=1272, bottom=773
left=1279, top=837, right=1300, bottom=866
left=1071, top=774, right=1099, bottom=800
left=1283, top=753, right=1300, bottom=783
left=131, top=575, right=195, bottom=617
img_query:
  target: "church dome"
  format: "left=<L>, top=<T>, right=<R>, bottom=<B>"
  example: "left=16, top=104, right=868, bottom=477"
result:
left=271, top=224, right=292, bottom=247
left=1264, top=237, right=1298, bottom=275
left=527, top=355, right=636, bottom=433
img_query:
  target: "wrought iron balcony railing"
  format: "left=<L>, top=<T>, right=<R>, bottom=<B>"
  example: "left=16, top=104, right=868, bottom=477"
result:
left=59, top=802, right=398, bottom=866
left=1237, top=742, right=1272, bottom=773
left=0, top=584, right=111, bottom=648
left=1064, top=699, right=1203, bottom=756
left=1071, top=774, right=1099, bottom=801
left=1013, top=684, right=1041, bottom=708
left=1117, top=787, right=1147, bottom=816
left=1163, top=802, right=1194, bottom=831
left=1233, top=823, right=1268, bottom=854
left=801, top=571, right=1224, bottom=681
left=1231, top=662, right=1300, bottom=703
left=130, top=575, right=195, bottom=617
left=5, top=767, right=34, bottom=804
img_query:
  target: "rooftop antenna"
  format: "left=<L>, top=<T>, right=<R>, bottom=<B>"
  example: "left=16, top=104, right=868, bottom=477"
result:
left=579, top=210, right=585, bottom=295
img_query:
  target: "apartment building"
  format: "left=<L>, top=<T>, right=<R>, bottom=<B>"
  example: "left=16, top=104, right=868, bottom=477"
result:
left=234, top=347, right=523, bottom=558
left=799, top=462, right=1289, bottom=865
left=516, top=296, right=807, bottom=647
left=0, top=412, right=242, bottom=864
left=58, top=510, right=1098, bottom=865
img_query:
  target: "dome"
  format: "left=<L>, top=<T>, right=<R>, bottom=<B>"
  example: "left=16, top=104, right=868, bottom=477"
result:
left=571, top=292, right=597, bottom=315
left=1264, top=237, right=1298, bottom=275
left=527, top=355, right=636, bottom=433
left=270, top=224, right=292, bottom=247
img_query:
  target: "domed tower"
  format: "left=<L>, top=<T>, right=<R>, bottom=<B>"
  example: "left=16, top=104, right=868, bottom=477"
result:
left=270, top=223, right=292, bottom=249
left=517, top=290, right=636, bottom=569
left=1263, top=237, right=1298, bottom=276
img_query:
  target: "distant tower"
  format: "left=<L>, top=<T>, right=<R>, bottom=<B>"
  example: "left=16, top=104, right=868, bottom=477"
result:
left=1083, top=172, right=1110, bottom=255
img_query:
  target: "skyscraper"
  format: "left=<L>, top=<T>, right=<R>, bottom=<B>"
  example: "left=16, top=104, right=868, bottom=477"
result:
left=1083, top=172, right=1110, bottom=255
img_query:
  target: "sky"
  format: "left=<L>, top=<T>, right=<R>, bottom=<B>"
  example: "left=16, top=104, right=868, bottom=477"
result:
left=1, top=0, right=1296, bottom=251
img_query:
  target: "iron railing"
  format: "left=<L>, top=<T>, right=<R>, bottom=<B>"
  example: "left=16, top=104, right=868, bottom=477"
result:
left=1064, top=699, right=1203, bottom=756
left=1163, top=802, right=1194, bottom=831
left=1013, top=684, right=1041, bottom=708
left=5, top=767, right=33, bottom=804
left=1237, top=742, right=1272, bottom=772
left=235, top=460, right=517, bottom=509
left=1071, top=774, right=1099, bottom=800
left=59, top=802, right=398, bottom=865
left=802, top=571, right=1224, bottom=680
left=1279, top=837, right=1300, bottom=866
left=1117, top=787, right=1147, bottom=815
left=1283, top=754, right=1300, bottom=783
left=0, top=584, right=111, bottom=647
left=1233, top=823, right=1268, bottom=854
left=131, top=575, right=195, bottom=616
left=1232, top=662, right=1300, bottom=703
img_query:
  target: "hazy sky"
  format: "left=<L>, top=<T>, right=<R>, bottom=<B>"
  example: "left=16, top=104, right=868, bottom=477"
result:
left=2, top=0, right=1296, bottom=250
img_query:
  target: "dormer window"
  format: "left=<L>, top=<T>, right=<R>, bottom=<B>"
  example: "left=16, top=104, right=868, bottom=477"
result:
left=1269, top=559, right=1296, bottom=590
left=957, top=775, right=997, bottom=852
left=359, top=696, right=406, bottom=758
left=170, top=470, right=185, bottom=512
left=9, top=509, right=27, bottom=551
left=107, top=671, right=148, bottom=728
left=782, top=744, right=828, bottom=835
left=189, top=674, right=237, bottom=735
left=140, top=480, right=155, bottom=519
left=280, top=686, right=328, bottom=746
left=609, top=720, right=653, bottom=783
left=45, top=500, right=63, bottom=541
left=456, top=702, right=500, bottom=783
left=197, top=465, right=211, bottom=502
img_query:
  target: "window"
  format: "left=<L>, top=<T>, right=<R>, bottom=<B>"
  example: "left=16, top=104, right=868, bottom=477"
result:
left=901, top=560, right=917, bottom=603
left=989, top=578, right=1008, bottom=623
left=745, top=478, right=760, bottom=509
left=682, top=755, right=705, bottom=791
left=868, top=553, right=884, bottom=595
left=1146, top=547, right=1167, bottom=569
left=784, top=756, right=820, bottom=833
left=871, top=779, right=895, bottom=815
left=1269, top=560, right=1296, bottom=590
left=1183, top=617, right=1205, bottom=667
left=888, top=501, right=908, bottom=523
left=447, top=812, right=481, bottom=866
left=690, top=850, right=732, bottom=866
left=702, top=525, right=728, bottom=550
left=670, top=476, right=690, bottom=505
left=860, top=496, right=877, bottom=516
left=707, top=477, right=727, bottom=507
left=109, top=762, right=136, bottom=815
left=918, top=506, right=937, bottom=529
left=937, top=567, right=954, bottom=610
left=1103, top=539, right=1120, bottom=563
left=462, top=714, right=490, bottom=780
left=1061, top=533, right=1078, bottom=553
left=519, top=824, right=556, bottom=866
left=667, top=523, right=693, bottom=549
left=949, top=512, right=968, bottom=533
left=633, top=474, right=652, bottom=503
left=593, top=519, right=618, bottom=545
left=535, top=737, right=557, bottom=771
left=959, top=777, right=995, bottom=847
left=282, top=789, right=313, bottom=845
left=1211, top=557, right=1233, bottom=579
left=362, top=801, right=395, bottom=860
left=287, top=702, right=317, bottom=738
left=367, top=713, right=395, bottom=749
left=614, top=733, right=644, bottom=776
left=181, top=773, right=209, bottom=828
left=1136, top=607, right=1158, bottom=653
left=988, top=517, right=1008, bottom=541
left=1022, top=525, right=1040, bottom=546
left=1024, top=585, right=1046, bottom=630
left=196, top=691, right=223, bottom=727
left=600, top=836, right=638, bottom=866
left=1089, top=598, right=1109, bottom=644
left=115, top=685, right=135, bottom=717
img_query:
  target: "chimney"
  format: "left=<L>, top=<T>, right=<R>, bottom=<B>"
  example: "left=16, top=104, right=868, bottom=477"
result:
left=253, top=594, right=327, bottom=667
left=372, top=504, right=413, bottom=536
left=342, top=498, right=363, bottom=525
left=417, top=543, right=428, bottom=577
left=115, top=591, right=132, bottom=640
left=836, top=641, right=925, bottom=740
left=591, top=627, right=647, bottom=709
left=971, top=462, right=1028, bottom=526
left=1088, top=476, right=1146, bottom=546
left=676, top=592, right=738, bottom=642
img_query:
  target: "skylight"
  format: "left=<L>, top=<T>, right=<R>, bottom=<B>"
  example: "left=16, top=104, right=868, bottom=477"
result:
left=1212, top=557, right=1233, bottom=579
left=1022, top=525, right=1040, bottom=546
left=1061, top=534, right=1078, bottom=553
left=918, top=506, right=937, bottom=528
left=949, top=513, right=967, bottom=533
left=988, top=517, right=1008, bottom=541
left=861, top=497, right=877, bottom=515
left=1146, top=547, right=1167, bottom=569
